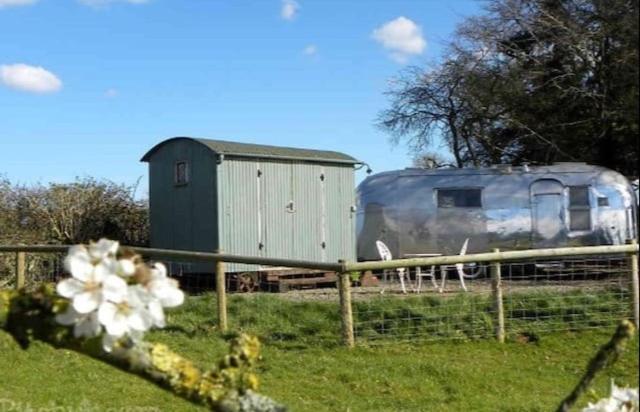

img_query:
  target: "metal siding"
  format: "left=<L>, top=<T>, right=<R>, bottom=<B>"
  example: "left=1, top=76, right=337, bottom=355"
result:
left=218, top=159, right=261, bottom=272
left=291, top=163, right=323, bottom=262
left=147, top=140, right=357, bottom=274
left=261, top=161, right=294, bottom=261
left=147, top=139, right=216, bottom=273
left=324, top=165, right=356, bottom=263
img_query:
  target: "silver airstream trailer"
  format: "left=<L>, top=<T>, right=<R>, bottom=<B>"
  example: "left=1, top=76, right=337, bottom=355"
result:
left=356, top=163, right=637, bottom=261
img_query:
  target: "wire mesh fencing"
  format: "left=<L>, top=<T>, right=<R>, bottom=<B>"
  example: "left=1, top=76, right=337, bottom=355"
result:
left=0, top=251, right=65, bottom=290
left=352, top=254, right=634, bottom=344
left=1, top=244, right=637, bottom=348
left=155, top=258, right=346, bottom=345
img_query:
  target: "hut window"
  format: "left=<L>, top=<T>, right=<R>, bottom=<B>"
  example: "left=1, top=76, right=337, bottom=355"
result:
left=174, top=161, right=189, bottom=185
left=437, top=189, right=482, bottom=208
left=597, top=197, right=609, bottom=207
left=569, top=186, right=591, bottom=230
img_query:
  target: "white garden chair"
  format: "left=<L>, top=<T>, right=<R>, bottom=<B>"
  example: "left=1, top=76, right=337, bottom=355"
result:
left=375, top=240, right=408, bottom=294
left=439, top=238, right=484, bottom=292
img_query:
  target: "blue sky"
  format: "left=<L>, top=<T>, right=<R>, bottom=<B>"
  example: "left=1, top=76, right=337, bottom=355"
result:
left=0, top=0, right=482, bottom=197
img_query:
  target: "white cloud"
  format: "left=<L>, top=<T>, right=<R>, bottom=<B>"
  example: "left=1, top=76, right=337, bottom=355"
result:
left=0, top=63, right=62, bottom=94
left=0, top=0, right=37, bottom=8
left=77, top=0, right=149, bottom=7
left=281, top=0, right=298, bottom=20
left=303, top=44, right=317, bottom=56
left=372, top=16, right=426, bottom=63
left=104, top=88, right=118, bottom=98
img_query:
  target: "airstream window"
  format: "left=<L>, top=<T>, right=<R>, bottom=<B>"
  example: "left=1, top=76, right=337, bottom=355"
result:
left=437, top=189, right=482, bottom=208
left=569, top=186, right=591, bottom=230
left=597, top=197, right=609, bottom=207
left=174, top=161, right=189, bottom=186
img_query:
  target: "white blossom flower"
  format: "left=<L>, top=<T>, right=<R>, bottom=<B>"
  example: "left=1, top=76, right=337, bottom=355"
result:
left=54, top=238, right=186, bottom=354
left=583, top=381, right=639, bottom=412
left=147, top=262, right=185, bottom=308
left=135, top=263, right=184, bottom=328
left=98, top=286, right=153, bottom=338
left=55, top=306, right=101, bottom=338
left=57, top=240, right=130, bottom=313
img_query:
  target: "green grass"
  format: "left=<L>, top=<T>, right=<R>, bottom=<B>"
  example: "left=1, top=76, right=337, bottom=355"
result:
left=0, top=293, right=637, bottom=411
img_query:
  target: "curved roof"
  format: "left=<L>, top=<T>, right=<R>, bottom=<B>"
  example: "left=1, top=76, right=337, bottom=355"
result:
left=141, top=137, right=359, bottom=165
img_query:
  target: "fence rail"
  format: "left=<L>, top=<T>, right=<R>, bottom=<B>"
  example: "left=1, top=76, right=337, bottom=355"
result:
left=0, top=241, right=638, bottom=348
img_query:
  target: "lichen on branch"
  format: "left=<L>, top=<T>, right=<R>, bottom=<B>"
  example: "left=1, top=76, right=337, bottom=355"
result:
left=0, top=285, right=284, bottom=412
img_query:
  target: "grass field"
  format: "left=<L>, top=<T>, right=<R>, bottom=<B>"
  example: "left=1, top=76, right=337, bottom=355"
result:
left=0, top=293, right=637, bottom=411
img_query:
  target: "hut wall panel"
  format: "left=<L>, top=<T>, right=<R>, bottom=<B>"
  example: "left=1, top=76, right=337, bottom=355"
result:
left=292, top=163, right=323, bottom=262
left=218, top=158, right=261, bottom=272
left=324, top=165, right=356, bottom=263
left=148, top=139, right=216, bottom=273
left=260, top=161, right=294, bottom=262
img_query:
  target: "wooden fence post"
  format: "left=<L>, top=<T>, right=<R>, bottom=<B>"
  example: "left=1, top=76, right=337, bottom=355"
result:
left=337, top=270, right=355, bottom=348
left=491, top=249, right=505, bottom=343
left=628, top=239, right=639, bottom=330
left=15, top=251, right=25, bottom=290
left=215, top=252, right=228, bottom=333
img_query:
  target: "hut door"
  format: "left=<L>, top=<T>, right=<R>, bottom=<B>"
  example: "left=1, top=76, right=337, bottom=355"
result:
left=531, top=179, right=565, bottom=246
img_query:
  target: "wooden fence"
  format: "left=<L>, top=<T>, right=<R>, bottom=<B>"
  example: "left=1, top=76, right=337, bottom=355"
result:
left=1, top=241, right=638, bottom=347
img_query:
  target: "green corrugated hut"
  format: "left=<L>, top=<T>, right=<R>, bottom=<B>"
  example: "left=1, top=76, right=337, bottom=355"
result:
left=141, top=137, right=360, bottom=274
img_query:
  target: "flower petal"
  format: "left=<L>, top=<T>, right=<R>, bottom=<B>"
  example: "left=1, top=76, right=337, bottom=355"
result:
left=151, top=262, right=168, bottom=279
left=127, top=310, right=152, bottom=332
left=74, top=312, right=101, bottom=338
left=102, top=274, right=128, bottom=303
left=64, top=248, right=93, bottom=282
left=56, top=278, right=84, bottom=298
left=105, top=313, right=129, bottom=337
left=55, top=307, right=80, bottom=325
left=117, top=259, right=136, bottom=277
left=90, top=238, right=119, bottom=260
left=73, top=290, right=101, bottom=313
left=161, top=287, right=184, bottom=308
left=102, top=334, right=118, bottom=353
left=98, top=301, right=118, bottom=326
left=148, top=300, right=166, bottom=328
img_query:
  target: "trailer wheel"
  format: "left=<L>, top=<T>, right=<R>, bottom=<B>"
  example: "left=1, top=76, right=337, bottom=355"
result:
left=237, top=272, right=259, bottom=293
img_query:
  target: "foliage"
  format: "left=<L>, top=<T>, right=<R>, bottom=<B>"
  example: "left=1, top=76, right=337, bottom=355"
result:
left=379, top=0, right=639, bottom=177
left=0, top=176, right=148, bottom=246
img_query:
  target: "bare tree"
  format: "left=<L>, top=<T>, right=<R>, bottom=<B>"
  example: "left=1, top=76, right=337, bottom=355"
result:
left=379, top=0, right=639, bottom=176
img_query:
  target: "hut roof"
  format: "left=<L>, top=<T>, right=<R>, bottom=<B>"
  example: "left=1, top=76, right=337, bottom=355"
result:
left=141, top=137, right=359, bottom=165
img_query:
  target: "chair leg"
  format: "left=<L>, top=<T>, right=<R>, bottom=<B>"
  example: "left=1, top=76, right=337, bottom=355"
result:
left=415, top=266, right=422, bottom=293
left=429, top=265, right=438, bottom=291
left=398, top=269, right=407, bottom=294
left=439, top=266, right=447, bottom=293
left=456, top=263, right=468, bottom=292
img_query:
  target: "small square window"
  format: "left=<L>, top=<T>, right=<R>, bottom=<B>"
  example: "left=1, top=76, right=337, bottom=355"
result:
left=175, top=161, right=189, bottom=185
left=570, top=210, right=591, bottom=231
left=569, top=186, right=590, bottom=206
left=597, top=197, right=609, bottom=207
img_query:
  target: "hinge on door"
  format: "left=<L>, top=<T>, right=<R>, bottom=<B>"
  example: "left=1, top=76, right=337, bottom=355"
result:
left=258, top=242, right=264, bottom=250
left=319, top=173, right=325, bottom=181
left=257, top=169, right=262, bottom=177
left=321, top=241, right=326, bottom=249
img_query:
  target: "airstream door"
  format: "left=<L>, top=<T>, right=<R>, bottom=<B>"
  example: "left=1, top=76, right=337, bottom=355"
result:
left=531, top=179, right=566, bottom=247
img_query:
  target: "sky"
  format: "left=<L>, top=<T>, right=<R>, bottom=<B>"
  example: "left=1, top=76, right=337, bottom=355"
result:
left=0, top=0, right=482, bottom=197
